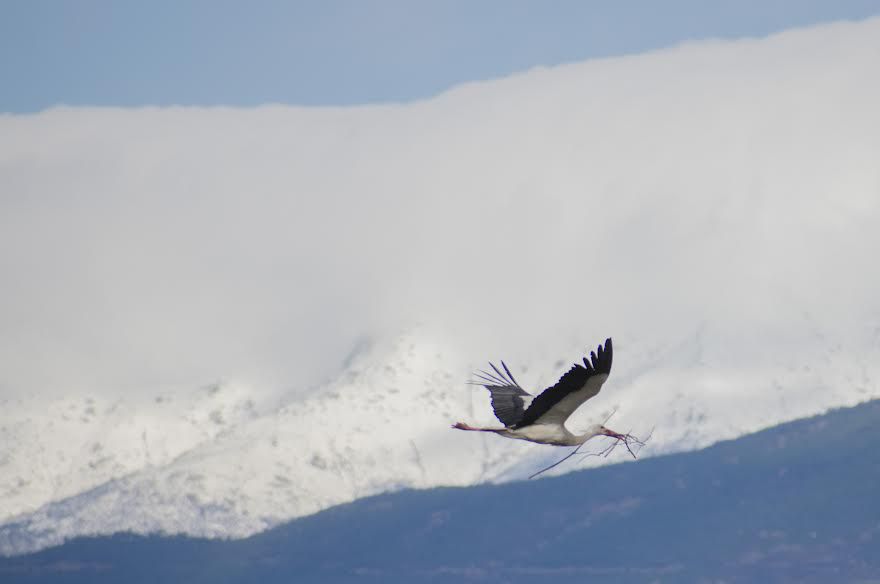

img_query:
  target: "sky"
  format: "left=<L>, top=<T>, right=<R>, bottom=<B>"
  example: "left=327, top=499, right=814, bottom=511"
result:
left=0, top=2, right=880, bottom=406
left=2, top=0, right=880, bottom=112
left=2, top=16, right=880, bottom=405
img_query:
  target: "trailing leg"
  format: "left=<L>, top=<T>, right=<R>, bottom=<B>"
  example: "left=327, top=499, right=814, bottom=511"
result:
left=452, top=422, right=504, bottom=433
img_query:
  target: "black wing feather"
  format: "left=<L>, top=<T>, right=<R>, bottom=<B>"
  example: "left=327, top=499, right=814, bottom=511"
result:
left=487, top=385, right=531, bottom=427
left=514, top=338, right=612, bottom=429
left=470, top=360, right=532, bottom=427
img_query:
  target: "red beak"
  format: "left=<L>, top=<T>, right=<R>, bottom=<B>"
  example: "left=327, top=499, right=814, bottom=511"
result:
left=601, top=426, right=625, bottom=439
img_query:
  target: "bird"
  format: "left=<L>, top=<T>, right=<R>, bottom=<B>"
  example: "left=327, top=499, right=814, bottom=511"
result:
left=453, top=338, right=628, bottom=447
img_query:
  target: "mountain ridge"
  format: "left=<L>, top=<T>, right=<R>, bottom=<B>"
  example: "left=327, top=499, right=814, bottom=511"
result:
left=2, top=325, right=879, bottom=555
left=3, top=398, right=878, bottom=583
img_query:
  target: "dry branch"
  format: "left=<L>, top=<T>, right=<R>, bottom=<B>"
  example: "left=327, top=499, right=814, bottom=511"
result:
left=528, top=427, right=653, bottom=480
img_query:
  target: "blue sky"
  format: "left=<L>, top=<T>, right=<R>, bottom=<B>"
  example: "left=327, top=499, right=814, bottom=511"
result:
left=3, top=0, right=880, bottom=113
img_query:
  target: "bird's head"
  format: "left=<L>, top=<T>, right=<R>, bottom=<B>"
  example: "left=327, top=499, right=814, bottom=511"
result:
left=582, top=423, right=609, bottom=437
left=575, top=424, right=623, bottom=444
left=583, top=424, right=621, bottom=437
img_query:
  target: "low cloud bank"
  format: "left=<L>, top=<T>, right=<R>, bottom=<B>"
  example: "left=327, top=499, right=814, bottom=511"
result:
left=1, top=18, right=879, bottom=401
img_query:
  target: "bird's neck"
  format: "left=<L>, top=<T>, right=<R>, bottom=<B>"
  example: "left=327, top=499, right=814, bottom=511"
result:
left=571, top=431, right=598, bottom=446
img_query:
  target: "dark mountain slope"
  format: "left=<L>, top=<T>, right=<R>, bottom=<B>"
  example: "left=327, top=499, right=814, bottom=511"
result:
left=3, top=399, right=879, bottom=583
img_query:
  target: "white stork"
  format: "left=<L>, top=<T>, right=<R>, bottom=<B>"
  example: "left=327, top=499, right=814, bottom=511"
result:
left=453, top=338, right=629, bottom=446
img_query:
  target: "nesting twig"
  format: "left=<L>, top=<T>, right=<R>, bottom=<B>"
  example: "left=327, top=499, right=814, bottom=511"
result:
left=527, top=441, right=589, bottom=480
left=528, top=425, right=653, bottom=480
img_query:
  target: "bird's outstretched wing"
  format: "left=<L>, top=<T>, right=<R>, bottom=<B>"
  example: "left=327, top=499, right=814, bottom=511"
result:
left=470, top=361, right=533, bottom=427
left=514, top=338, right=612, bottom=429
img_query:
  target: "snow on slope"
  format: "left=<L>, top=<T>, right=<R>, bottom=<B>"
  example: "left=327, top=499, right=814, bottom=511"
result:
left=2, top=17, right=880, bottom=554
left=0, top=332, right=521, bottom=553
left=2, top=322, right=880, bottom=555
left=0, top=383, right=267, bottom=533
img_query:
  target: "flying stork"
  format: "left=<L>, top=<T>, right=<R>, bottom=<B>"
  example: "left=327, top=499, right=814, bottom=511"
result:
left=453, top=338, right=629, bottom=447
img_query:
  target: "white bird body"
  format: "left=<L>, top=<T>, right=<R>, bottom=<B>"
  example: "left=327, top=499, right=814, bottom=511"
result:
left=453, top=338, right=624, bottom=446
left=454, top=419, right=609, bottom=446
left=500, top=422, right=606, bottom=446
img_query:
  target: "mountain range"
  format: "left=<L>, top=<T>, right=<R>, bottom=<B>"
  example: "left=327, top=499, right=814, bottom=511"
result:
left=3, top=324, right=880, bottom=556
left=2, top=398, right=878, bottom=583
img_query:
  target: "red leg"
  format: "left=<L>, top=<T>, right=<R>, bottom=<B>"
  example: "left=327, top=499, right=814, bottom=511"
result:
left=452, top=422, right=479, bottom=431
left=452, top=422, right=503, bottom=433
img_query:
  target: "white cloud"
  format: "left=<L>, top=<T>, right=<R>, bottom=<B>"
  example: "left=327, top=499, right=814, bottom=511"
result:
left=1, top=18, right=879, bottom=403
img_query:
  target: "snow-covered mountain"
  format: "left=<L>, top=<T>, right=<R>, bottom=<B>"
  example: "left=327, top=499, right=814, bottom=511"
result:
left=2, top=17, right=880, bottom=555
left=3, top=322, right=880, bottom=555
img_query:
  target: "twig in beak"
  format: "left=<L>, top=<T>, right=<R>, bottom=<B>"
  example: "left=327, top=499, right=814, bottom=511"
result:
left=530, top=426, right=652, bottom=479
